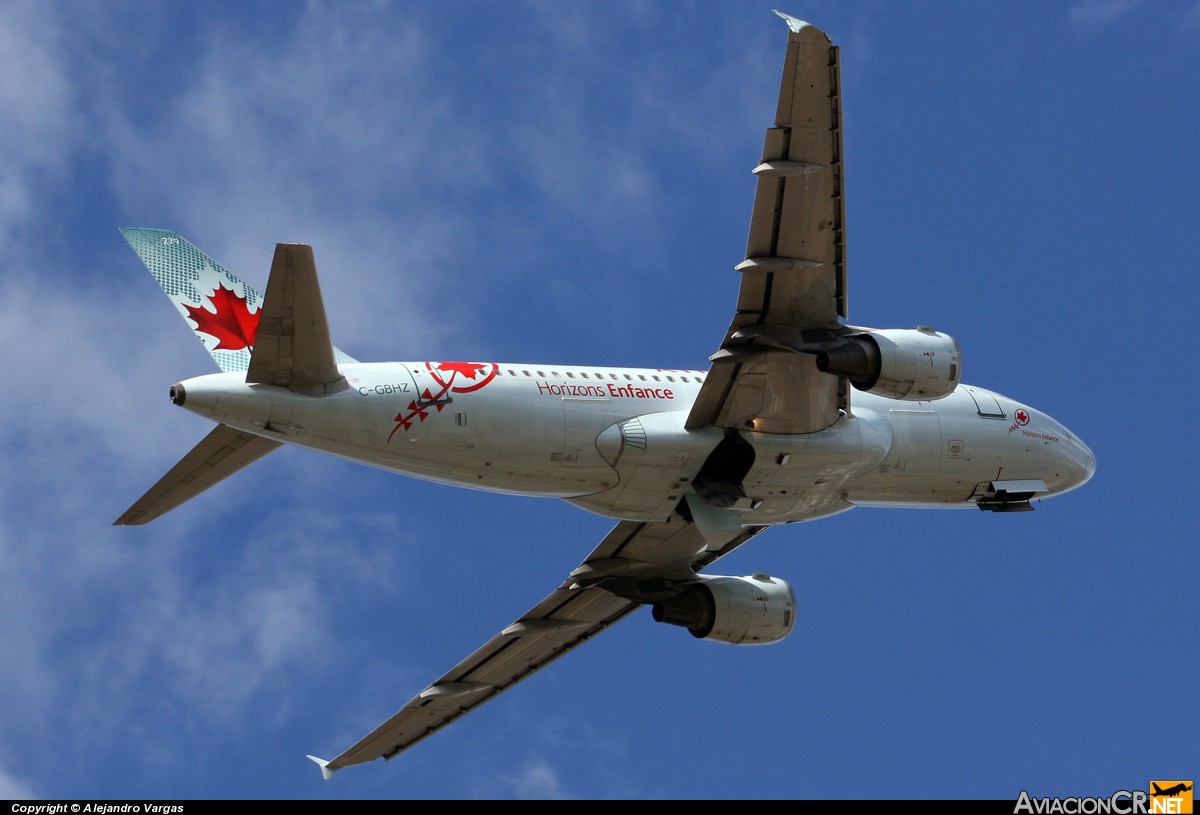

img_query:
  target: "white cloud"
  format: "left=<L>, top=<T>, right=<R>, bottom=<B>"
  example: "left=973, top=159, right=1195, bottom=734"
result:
left=95, top=4, right=478, bottom=360
left=0, top=7, right=467, bottom=788
left=0, top=240, right=411, bottom=782
left=0, top=762, right=37, bottom=799
left=1068, top=0, right=1144, bottom=30
left=505, top=756, right=569, bottom=800
left=0, top=2, right=74, bottom=248
left=0, top=452, right=411, bottom=775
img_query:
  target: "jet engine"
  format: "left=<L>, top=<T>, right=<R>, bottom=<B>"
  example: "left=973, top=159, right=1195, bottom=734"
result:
left=651, top=574, right=795, bottom=645
left=816, top=326, right=961, bottom=400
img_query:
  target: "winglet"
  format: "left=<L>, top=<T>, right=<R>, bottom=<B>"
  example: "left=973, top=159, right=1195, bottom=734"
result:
left=772, top=9, right=811, bottom=33
left=306, top=755, right=337, bottom=781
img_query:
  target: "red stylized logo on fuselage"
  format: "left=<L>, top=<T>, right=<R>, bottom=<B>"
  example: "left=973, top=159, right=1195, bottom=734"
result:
left=1008, top=408, right=1032, bottom=433
left=388, top=361, right=498, bottom=441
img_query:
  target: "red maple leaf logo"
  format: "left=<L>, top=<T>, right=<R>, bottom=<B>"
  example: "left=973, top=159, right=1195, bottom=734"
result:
left=428, top=361, right=498, bottom=393
left=435, top=361, right=487, bottom=380
left=183, top=283, right=260, bottom=351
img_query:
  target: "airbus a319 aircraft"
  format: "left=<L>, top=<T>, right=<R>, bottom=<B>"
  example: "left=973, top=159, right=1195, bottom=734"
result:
left=116, top=12, right=1095, bottom=779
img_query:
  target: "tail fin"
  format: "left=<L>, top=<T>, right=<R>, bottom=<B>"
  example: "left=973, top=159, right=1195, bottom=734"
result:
left=121, top=228, right=265, bottom=372
left=120, top=228, right=358, bottom=372
left=246, top=243, right=348, bottom=395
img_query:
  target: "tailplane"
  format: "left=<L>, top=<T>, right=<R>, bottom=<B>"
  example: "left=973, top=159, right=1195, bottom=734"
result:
left=114, top=425, right=281, bottom=525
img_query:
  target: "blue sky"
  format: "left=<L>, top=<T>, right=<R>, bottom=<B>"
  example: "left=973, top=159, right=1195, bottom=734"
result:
left=1, top=0, right=1196, bottom=801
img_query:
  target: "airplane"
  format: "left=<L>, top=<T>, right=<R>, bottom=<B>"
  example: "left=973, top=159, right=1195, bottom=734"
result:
left=114, top=11, right=1096, bottom=780
left=1152, top=783, right=1193, bottom=797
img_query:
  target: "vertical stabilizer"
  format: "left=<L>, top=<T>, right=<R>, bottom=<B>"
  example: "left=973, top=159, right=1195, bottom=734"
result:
left=121, top=228, right=264, bottom=372
left=246, top=243, right=347, bottom=394
left=120, top=228, right=358, bottom=373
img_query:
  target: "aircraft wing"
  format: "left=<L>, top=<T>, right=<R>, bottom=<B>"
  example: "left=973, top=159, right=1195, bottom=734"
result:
left=687, top=14, right=848, bottom=435
left=311, top=514, right=766, bottom=776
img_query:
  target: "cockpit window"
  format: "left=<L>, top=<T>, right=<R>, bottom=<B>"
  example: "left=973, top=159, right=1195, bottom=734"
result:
left=965, top=387, right=1005, bottom=418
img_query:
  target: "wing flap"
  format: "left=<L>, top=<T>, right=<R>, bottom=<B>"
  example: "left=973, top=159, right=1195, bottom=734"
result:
left=114, top=424, right=281, bottom=525
left=687, top=21, right=846, bottom=435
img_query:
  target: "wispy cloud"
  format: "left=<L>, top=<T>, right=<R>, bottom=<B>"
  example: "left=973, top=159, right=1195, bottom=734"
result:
left=505, top=756, right=570, bottom=799
left=0, top=120, right=412, bottom=793
left=0, top=2, right=74, bottom=249
left=91, top=4, right=469, bottom=359
left=0, top=762, right=36, bottom=800
left=1068, top=0, right=1144, bottom=30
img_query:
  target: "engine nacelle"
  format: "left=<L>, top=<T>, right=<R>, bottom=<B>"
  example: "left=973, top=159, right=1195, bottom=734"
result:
left=816, top=326, right=961, bottom=401
left=651, top=574, right=795, bottom=645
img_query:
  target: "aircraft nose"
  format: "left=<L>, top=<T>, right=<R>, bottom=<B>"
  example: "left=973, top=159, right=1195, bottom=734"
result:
left=1048, top=421, right=1096, bottom=494
left=1077, top=438, right=1096, bottom=483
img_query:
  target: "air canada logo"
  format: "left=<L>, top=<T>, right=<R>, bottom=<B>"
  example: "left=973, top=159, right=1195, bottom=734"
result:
left=1150, top=782, right=1193, bottom=814
left=1009, top=408, right=1032, bottom=434
left=428, top=361, right=498, bottom=393
left=388, top=361, right=498, bottom=441
left=183, top=282, right=260, bottom=351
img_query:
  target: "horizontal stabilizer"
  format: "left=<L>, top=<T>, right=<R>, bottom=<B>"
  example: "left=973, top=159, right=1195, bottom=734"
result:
left=246, top=243, right=347, bottom=395
left=114, top=424, right=281, bottom=525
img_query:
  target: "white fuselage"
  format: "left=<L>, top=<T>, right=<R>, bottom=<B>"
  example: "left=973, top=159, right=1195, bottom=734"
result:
left=172, top=361, right=1096, bottom=524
